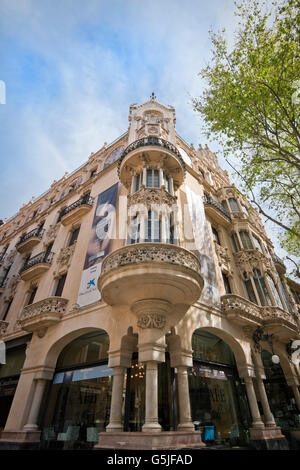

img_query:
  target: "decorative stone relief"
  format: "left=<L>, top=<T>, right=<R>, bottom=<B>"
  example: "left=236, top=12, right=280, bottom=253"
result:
left=101, top=244, right=202, bottom=276
left=5, top=249, right=17, bottom=265
left=44, top=224, right=59, bottom=245
left=20, top=297, right=68, bottom=322
left=214, top=242, right=232, bottom=274
left=234, top=249, right=274, bottom=277
left=221, top=294, right=263, bottom=323
left=55, top=244, right=75, bottom=272
left=4, top=274, right=20, bottom=299
left=137, top=313, right=166, bottom=329
left=0, top=320, right=9, bottom=337
left=128, top=187, right=177, bottom=209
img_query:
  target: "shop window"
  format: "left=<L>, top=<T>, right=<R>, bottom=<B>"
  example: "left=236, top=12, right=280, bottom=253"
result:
left=253, top=269, right=272, bottom=306
left=228, top=198, right=239, bottom=212
left=212, top=227, right=220, bottom=245
left=54, top=273, right=67, bottom=297
left=56, top=331, right=109, bottom=368
left=68, top=226, right=80, bottom=247
left=222, top=273, right=232, bottom=294
left=239, top=231, right=253, bottom=250
left=266, top=275, right=284, bottom=310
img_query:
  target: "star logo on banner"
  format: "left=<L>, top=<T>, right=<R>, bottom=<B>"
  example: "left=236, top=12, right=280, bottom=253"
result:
left=87, top=278, right=96, bottom=289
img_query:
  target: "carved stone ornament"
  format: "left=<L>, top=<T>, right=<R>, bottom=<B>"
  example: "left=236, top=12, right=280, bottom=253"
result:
left=56, top=244, right=75, bottom=269
left=137, top=313, right=166, bottom=329
left=128, top=187, right=177, bottom=209
left=4, top=274, right=20, bottom=299
left=101, top=243, right=202, bottom=276
left=20, top=296, right=68, bottom=322
left=214, top=242, right=232, bottom=274
left=0, top=320, right=9, bottom=337
left=44, top=224, right=59, bottom=244
left=234, top=249, right=274, bottom=277
left=5, top=249, right=17, bottom=265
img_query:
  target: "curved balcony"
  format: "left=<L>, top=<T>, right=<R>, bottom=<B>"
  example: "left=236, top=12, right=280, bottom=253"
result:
left=20, top=251, right=55, bottom=281
left=203, top=195, right=232, bottom=228
left=16, top=227, right=45, bottom=254
left=98, top=243, right=203, bottom=325
left=118, top=137, right=186, bottom=190
left=261, top=306, right=299, bottom=341
left=20, top=296, right=69, bottom=334
left=58, top=195, right=94, bottom=226
left=221, top=294, right=263, bottom=327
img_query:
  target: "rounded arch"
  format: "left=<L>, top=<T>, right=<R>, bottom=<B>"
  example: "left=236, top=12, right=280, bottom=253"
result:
left=191, top=326, right=249, bottom=374
left=44, top=327, right=110, bottom=371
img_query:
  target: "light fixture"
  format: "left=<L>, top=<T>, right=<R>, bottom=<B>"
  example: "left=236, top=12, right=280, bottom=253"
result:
left=253, top=327, right=280, bottom=364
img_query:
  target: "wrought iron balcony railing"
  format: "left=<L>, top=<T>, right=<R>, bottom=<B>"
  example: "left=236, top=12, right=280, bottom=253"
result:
left=118, top=137, right=186, bottom=177
left=16, top=227, right=45, bottom=246
left=58, top=195, right=94, bottom=221
left=203, top=195, right=231, bottom=221
left=20, top=251, right=55, bottom=274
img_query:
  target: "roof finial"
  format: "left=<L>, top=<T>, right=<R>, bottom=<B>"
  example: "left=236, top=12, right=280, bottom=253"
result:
left=150, top=92, right=156, bottom=101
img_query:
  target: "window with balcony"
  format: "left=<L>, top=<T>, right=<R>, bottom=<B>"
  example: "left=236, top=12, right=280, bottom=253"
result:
left=27, top=285, right=38, bottom=306
left=239, top=231, right=253, bottom=250
left=146, top=169, right=159, bottom=188
left=252, top=235, right=263, bottom=253
left=212, top=227, right=220, bottom=245
left=54, top=273, right=67, bottom=297
left=230, top=233, right=240, bottom=253
left=90, top=168, right=97, bottom=178
left=222, top=273, right=232, bottom=294
left=243, top=272, right=257, bottom=304
left=129, top=215, right=140, bottom=244
left=2, top=298, right=13, bottom=321
left=135, top=173, right=141, bottom=192
left=228, top=198, right=239, bottom=212
left=266, top=274, right=284, bottom=310
left=68, top=226, right=80, bottom=247
left=253, top=269, right=272, bottom=306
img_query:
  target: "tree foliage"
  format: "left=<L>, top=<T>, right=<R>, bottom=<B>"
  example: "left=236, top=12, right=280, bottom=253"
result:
left=193, top=0, right=300, bottom=262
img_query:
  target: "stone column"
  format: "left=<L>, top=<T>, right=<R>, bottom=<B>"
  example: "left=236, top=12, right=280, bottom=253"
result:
left=169, top=177, right=174, bottom=195
left=142, top=361, right=161, bottom=432
left=177, top=366, right=194, bottom=431
left=159, top=168, right=164, bottom=188
left=131, top=175, right=136, bottom=194
left=291, top=385, right=300, bottom=411
left=143, top=167, right=147, bottom=187
left=255, top=376, right=276, bottom=426
left=244, top=377, right=264, bottom=429
left=106, top=366, right=125, bottom=432
left=23, top=379, right=47, bottom=431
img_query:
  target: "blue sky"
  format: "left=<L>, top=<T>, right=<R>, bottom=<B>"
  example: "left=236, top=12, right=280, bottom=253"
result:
left=0, top=0, right=291, bottom=267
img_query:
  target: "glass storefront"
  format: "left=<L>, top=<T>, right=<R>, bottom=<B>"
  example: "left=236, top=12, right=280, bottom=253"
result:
left=41, top=331, right=117, bottom=450
left=262, top=350, right=300, bottom=441
left=0, top=344, right=27, bottom=437
left=189, top=330, right=251, bottom=447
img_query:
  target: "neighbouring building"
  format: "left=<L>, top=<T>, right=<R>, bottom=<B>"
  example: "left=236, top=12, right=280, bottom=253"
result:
left=0, top=96, right=299, bottom=450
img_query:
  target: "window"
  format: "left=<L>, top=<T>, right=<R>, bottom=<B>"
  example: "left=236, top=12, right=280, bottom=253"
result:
left=130, top=215, right=140, bottom=244
left=239, top=231, right=253, bottom=250
left=2, top=298, right=13, bottom=321
left=27, top=285, right=38, bottom=305
left=68, top=226, right=80, bottom=246
left=243, top=272, right=257, bottom=304
left=45, top=242, right=53, bottom=258
left=165, top=213, right=175, bottom=244
left=0, top=265, right=11, bottom=288
left=231, top=233, right=240, bottom=252
left=222, top=273, right=232, bottom=294
left=228, top=198, right=239, bottom=212
left=135, top=174, right=141, bottom=192
left=54, top=273, right=67, bottom=297
left=145, top=210, right=161, bottom=242
left=252, top=235, right=262, bottom=252
left=146, top=169, right=159, bottom=188
left=90, top=168, right=97, bottom=178
left=211, top=227, right=220, bottom=245
left=253, top=269, right=272, bottom=306
left=266, top=275, right=284, bottom=310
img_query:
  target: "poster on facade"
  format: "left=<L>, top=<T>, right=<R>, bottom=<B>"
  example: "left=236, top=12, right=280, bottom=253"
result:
left=77, top=183, right=119, bottom=307
left=186, top=186, right=220, bottom=306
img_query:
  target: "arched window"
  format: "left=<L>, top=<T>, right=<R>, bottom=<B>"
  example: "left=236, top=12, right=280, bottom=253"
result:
left=243, top=271, right=257, bottom=304
left=145, top=210, right=161, bottom=242
left=146, top=169, right=159, bottom=188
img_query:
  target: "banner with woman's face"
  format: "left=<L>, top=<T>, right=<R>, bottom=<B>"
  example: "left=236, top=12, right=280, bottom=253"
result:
left=77, top=183, right=119, bottom=307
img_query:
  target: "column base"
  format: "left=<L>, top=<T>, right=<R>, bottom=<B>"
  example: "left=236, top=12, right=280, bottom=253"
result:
left=106, top=423, right=124, bottom=433
left=0, top=430, right=41, bottom=450
left=177, top=423, right=195, bottom=431
left=95, top=431, right=205, bottom=450
left=250, top=426, right=289, bottom=450
left=142, top=422, right=162, bottom=433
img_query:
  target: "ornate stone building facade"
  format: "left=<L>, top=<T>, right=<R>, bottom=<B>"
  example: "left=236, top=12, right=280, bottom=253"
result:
left=0, top=97, right=299, bottom=450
